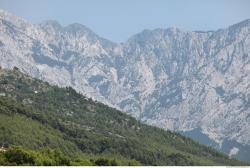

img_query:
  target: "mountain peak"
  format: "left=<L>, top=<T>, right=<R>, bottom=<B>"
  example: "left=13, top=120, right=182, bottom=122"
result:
left=0, top=9, right=25, bottom=23
left=228, top=18, right=250, bottom=30
left=64, top=23, right=95, bottom=35
left=39, top=20, right=63, bottom=33
left=39, top=20, right=62, bottom=29
left=0, top=9, right=20, bottom=23
left=166, top=26, right=182, bottom=33
left=0, top=9, right=11, bottom=18
left=63, top=23, right=115, bottom=45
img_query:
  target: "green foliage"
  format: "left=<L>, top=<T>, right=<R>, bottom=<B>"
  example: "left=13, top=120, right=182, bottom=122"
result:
left=4, top=147, right=35, bottom=165
left=0, top=147, right=139, bottom=166
left=92, top=158, right=117, bottom=166
left=0, top=68, right=248, bottom=166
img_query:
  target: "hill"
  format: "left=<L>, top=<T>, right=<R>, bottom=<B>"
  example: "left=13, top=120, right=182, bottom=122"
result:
left=0, top=68, right=247, bottom=166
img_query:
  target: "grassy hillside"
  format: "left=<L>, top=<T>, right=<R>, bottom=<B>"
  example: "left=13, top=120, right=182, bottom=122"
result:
left=0, top=68, right=247, bottom=166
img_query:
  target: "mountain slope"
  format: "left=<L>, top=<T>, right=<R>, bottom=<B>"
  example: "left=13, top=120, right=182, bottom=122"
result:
left=0, top=68, right=248, bottom=165
left=0, top=9, right=249, bottom=162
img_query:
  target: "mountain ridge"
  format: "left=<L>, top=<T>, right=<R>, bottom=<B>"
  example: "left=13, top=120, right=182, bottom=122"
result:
left=0, top=9, right=249, bottom=163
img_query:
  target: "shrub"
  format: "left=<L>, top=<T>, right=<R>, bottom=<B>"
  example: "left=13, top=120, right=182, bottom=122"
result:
left=4, top=147, right=35, bottom=165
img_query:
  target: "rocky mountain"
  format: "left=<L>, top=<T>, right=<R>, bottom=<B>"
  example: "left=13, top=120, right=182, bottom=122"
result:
left=0, top=9, right=249, bottom=162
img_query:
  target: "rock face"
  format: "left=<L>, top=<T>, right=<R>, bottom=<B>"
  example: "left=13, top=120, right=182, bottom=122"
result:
left=0, top=10, right=249, bottom=162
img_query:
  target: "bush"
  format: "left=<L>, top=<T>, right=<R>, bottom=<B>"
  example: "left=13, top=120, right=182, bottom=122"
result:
left=92, top=158, right=118, bottom=166
left=4, top=147, right=35, bottom=165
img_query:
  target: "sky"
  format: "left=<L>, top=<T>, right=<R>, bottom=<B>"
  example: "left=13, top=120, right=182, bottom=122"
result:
left=0, top=0, right=250, bottom=42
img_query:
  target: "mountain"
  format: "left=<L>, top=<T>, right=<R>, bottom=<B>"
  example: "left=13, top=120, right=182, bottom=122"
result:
left=0, top=9, right=249, bottom=162
left=1, top=68, right=248, bottom=165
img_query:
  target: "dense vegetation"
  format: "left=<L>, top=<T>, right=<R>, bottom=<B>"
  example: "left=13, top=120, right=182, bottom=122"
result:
left=0, top=68, right=248, bottom=166
left=0, top=146, right=137, bottom=166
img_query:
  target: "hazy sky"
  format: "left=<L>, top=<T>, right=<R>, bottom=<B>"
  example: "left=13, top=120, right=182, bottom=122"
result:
left=0, top=0, right=250, bottom=42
